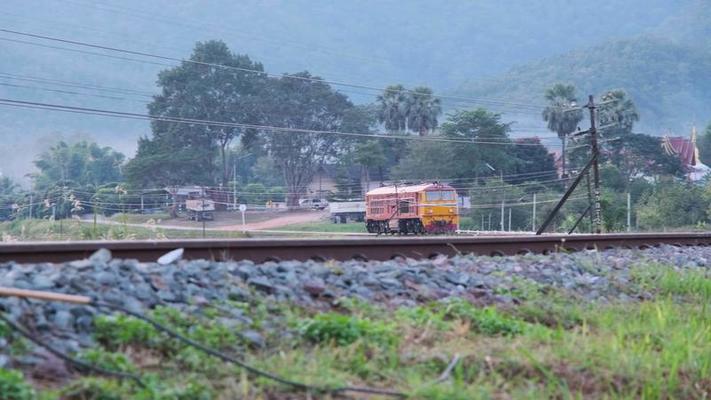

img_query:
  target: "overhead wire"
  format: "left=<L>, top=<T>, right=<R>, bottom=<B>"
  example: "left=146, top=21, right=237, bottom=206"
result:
left=0, top=97, right=563, bottom=147
left=0, top=28, right=549, bottom=113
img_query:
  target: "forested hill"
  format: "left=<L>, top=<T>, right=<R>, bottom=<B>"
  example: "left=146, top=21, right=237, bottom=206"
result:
left=452, top=0, right=711, bottom=134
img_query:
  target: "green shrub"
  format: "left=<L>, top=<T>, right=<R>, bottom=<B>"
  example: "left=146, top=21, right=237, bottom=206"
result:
left=94, top=314, right=155, bottom=349
left=444, top=300, right=526, bottom=336
left=59, top=377, right=124, bottom=400
left=79, top=349, right=136, bottom=373
left=300, top=313, right=396, bottom=346
left=0, top=368, right=35, bottom=400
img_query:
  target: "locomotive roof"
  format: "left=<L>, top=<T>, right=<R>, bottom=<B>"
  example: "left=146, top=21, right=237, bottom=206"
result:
left=366, top=183, right=455, bottom=196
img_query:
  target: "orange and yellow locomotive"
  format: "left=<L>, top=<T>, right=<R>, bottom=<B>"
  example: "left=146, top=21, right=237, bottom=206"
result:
left=365, top=183, right=459, bottom=234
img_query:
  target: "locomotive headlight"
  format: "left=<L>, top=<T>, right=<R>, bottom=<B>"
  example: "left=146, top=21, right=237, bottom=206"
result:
left=426, top=208, right=432, bottom=214
left=449, top=208, right=454, bottom=213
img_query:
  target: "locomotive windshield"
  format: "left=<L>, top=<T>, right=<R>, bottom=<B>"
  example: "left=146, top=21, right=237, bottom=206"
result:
left=425, top=190, right=456, bottom=201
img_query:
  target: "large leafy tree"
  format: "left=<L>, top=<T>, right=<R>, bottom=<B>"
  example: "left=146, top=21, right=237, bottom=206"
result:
left=376, top=84, right=409, bottom=133
left=606, top=133, right=682, bottom=186
left=258, top=72, right=354, bottom=207
left=697, top=123, right=711, bottom=165
left=352, top=140, right=387, bottom=192
left=542, top=83, right=584, bottom=177
left=407, top=87, right=442, bottom=136
left=32, top=141, right=124, bottom=190
left=510, top=138, right=558, bottom=184
left=391, top=109, right=515, bottom=184
left=126, top=40, right=265, bottom=187
left=0, top=176, right=20, bottom=221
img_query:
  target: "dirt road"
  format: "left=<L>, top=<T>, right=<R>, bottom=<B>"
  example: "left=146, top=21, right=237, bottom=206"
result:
left=215, top=210, right=328, bottom=231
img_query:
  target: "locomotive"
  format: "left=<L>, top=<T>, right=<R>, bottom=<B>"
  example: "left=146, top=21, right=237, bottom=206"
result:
left=365, top=183, right=459, bottom=234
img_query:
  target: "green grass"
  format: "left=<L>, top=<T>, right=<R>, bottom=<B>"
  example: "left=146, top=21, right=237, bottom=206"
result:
left=0, top=263, right=707, bottom=399
left=277, top=221, right=367, bottom=233
left=0, top=219, right=248, bottom=241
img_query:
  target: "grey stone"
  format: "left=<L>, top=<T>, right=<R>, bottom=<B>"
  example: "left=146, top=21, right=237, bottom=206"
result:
left=95, top=271, right=117, bottom=286
left=303, top=279, right=326, bottom=296
left=247, top=277, right=275, bottom=293
left=157, top=248, right=184, bottom=265
left=241, top=330, right=265, bottom=348
left=444, top=272, right=469, bottom=286
left=236, top=264, right=257, bottom=280
left=89, top=248, right=112, bottom=264
left=52, top=310, right=73, bottom=331
left=31, top=275, right=56, bottom=290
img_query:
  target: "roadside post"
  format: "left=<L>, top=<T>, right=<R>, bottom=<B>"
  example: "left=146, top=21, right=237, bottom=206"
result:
left=239, top=204, right=247, bottom=233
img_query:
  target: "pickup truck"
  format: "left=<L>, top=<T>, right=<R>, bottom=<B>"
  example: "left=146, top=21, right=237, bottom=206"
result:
left=329, top=201, right=366, bottom=223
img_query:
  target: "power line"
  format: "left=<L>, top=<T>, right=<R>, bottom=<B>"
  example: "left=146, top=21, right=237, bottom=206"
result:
left=0, top=97, right=563, bottom=147
left=0, top=28, right=548, bottom=112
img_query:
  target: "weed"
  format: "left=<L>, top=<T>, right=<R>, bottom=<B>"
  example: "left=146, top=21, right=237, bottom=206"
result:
left=299, top=312, right=396, bottom=346
left=79, top=348, right=137, bottom=373
left=0, top=368, right=35, bottom=400
left=444, top=299, right=527, bottom=336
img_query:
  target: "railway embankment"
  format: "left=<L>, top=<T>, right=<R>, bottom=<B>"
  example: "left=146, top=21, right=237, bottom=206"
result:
left=0, top=246, right=709, bottom=398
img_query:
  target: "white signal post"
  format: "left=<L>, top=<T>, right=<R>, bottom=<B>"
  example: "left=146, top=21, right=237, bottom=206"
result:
left=239, top=204, right=247, bottom=232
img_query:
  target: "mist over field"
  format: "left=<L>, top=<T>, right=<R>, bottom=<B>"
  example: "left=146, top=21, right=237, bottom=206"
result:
left=0, top=0, right=708, bottom=181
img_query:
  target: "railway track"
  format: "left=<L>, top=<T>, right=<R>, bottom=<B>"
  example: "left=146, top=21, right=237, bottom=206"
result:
left=1, top=233, right=710, bottom=264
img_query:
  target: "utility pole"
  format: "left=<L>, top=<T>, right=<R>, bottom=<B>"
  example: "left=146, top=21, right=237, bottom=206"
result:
left=627, top=192, right=631, bottom=232
left=233, top=161, right=237, bottom=211
left=500, top=197, right=505, bottom=231
left=508, top=207, right=512, bottom=231
left=201, top=187, right=206, bottom=239
left=531, top=193, right=536, bottom=232
left=586, top=95, right=603, bottom=234
left=28, top=194, right=32, bottom=220
left=536, top=95, right=603, bottom=235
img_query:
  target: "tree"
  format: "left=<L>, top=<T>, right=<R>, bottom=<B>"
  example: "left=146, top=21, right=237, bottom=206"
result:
left=510, top=138, right=557, bottom=184
left=352, top=140, right=387, bottom=192
left=542, top=83, right=583, bottom=177
left=406, top=87, right=442, bottom=136
left=606, top=133, right=683, bottom=187
left=0, top=176, right=20, bottom=221
left=597, top=89, right=639, bottom=137
left=259, top=72, right=354, bottom=207
left=391, top=109, right=515, bottom=184
left=126, top=40, right=265, bottom=187
left=697, top=123, right=711, bottom=165
left=376, top=85, right=408, bottom=133
left=33, top=141, right=124, bottom=190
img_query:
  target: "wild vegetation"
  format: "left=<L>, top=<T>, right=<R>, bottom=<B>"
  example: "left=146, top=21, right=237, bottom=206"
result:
left=0, top=261, right=708, bottom=399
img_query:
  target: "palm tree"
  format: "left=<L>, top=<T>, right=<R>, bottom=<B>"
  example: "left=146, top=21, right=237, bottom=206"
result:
left=376, top=84, right=408, bottom=133
left=406, top=87, right=442, bottom=136
left=542, top=83, right=583, bottom=177
left=598, top=89, right=639, bottom=136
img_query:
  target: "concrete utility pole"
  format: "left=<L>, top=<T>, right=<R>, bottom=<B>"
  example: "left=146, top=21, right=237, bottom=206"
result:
left=233, top=161, right=237, bottom=211
left=508, top=208, right=512, bottom=231
left=586, top=95, right=603, bottom=234
left=531, top=193, right=536, bottom=232
left=500, top=198, right=505, bottom=231
left=627, top=192, right=631, bottom=232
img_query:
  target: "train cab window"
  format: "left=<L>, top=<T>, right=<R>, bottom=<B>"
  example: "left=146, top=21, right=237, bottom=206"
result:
left=426, top=191, right=442, bottom=201
left=426, top=191, right=455, bottom=201
left=399, top=200, right=410, bottom=214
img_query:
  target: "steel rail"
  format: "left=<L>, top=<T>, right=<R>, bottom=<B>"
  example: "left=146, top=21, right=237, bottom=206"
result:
left=1, top=233, right=710, bottom=264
